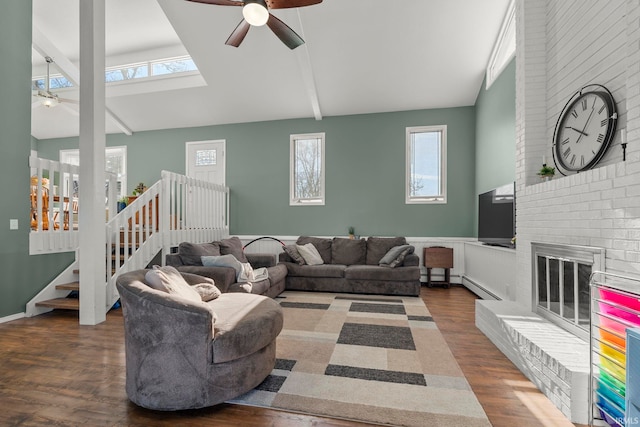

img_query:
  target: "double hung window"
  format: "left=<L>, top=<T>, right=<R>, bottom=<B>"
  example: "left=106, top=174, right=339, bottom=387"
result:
left=406, top=125, right=447, bottom=204
left=290, top=133, right=325, bottom=205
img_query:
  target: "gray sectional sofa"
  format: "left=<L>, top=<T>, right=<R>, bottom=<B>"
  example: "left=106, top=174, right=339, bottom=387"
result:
left=278, top=236, right=421, bottom=296
left=165, top=237, right=286, bottom=298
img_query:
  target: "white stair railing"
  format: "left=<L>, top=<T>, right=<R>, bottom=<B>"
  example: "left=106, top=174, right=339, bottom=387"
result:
left=104, top=171, right=229, bottom=310
left=29, top=156, right=117, bottom=255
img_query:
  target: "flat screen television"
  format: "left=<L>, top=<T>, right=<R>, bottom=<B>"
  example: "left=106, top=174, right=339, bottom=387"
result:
left=478, top=182, right=515, bottom=248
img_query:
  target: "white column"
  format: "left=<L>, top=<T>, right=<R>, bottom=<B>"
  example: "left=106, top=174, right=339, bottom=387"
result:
left=79, top=0, right=106, bottom=325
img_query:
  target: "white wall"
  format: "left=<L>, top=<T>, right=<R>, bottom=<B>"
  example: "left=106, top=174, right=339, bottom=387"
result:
left=515, top=0, right=640, bottom=309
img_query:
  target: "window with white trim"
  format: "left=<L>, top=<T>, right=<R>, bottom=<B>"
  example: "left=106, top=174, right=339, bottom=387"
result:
left=486, top=0, right=515, bottom=89
left=60, top=146, right=127, bottom=199
left=290, top=133, right=325, bottom=206
left=406, top=125, right=447, bottom=204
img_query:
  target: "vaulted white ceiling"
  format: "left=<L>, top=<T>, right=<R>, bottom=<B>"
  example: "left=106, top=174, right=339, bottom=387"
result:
left=31, top=0, right=511, bottom=140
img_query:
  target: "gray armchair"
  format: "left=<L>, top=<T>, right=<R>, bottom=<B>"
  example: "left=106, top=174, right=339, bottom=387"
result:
left=116, top=269, right=283, bottom=410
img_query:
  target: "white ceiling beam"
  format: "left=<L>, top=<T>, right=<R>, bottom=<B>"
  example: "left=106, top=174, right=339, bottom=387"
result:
left=32, top=27, right=133, bottom=136
left=295, top=10, right=322, bottom=121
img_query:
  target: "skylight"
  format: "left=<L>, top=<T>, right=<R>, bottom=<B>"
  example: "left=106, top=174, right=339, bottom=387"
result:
left=32, top=55, right=198, bottom=89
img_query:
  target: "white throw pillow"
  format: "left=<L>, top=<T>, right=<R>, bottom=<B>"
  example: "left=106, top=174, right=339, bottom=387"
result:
left=145, top=265, right=202, bottom=303
left=296, top=243, right=324, bottom=265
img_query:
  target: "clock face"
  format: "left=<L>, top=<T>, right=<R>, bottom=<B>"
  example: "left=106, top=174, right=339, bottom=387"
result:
left=554, top=91, right=616, bottom=172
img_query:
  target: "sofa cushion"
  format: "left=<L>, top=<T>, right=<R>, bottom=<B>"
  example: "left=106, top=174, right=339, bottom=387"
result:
left=365, top=237, right=407, bottom=265
left=178, top=241, right=221, bottom=266
left=296, top=243, right=324, bottom=265
left=379, top=245, right=415, bottom=268
left=285, top=263, right=346, bottom=278
left=296, top=236, right=332, bottom=264
left=267, top=263, right=288, bottom=287
left=332, top=237, right=366, bottom=265
left=219, top=236, right=248, bottom=263
left=283, top=244, right=305, bottom=265
left=345, top=265, right=420, bottom=281
left=144, top=265, right=203, bottom=303
left=208, top=293, right=283, bottom=363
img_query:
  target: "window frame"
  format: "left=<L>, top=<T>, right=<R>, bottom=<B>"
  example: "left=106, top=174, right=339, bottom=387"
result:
left=405, top=125, right=447, bottom=204
left=290, top=132, right=326, bottom=206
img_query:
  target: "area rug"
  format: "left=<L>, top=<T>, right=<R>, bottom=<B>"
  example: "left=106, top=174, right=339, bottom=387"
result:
left=229, top=291, right=491, bottom=427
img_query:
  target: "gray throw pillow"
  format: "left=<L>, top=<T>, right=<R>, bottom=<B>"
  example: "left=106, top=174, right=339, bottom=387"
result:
left=201, top=254, right=243, bottom=277
left=296, top=236, right=332, bottom=264
left=296, top=243, right=324, bottom=265
left=283, top=244, right=306, bottom=265
left=331, top=237, right=366, bottom=265
left=366, top=237, right=407, bottom=265
left=178, top=241, right=221, bottom=266
left=379, top=245, right=415, bottom=268
left=219, top=236, right=248, bottom=263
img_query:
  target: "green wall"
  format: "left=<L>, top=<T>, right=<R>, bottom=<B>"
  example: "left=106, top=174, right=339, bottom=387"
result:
left=475, top=59, right=516, bottom=194
left=39, top=107, right=476, bottom=238
left=473, top=59, right=516, bottom=235
left=0, top=1, right=74, bottom=319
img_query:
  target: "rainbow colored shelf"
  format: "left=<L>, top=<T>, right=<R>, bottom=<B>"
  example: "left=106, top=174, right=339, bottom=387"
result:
left=592, top=285, right=640, bottom=427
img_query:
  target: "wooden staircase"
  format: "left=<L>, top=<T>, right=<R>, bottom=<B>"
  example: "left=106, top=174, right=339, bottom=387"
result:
left=35, top=270, right=80, bottom=311
left=34, top=229, right=147, bottom=312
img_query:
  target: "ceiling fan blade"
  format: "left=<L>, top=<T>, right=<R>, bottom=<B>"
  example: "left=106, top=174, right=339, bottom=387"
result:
left=266, top=14, right=304, bottom=49
left=226, top=19, right=251, bottom=47
left=266, top=0, right=321, bottom=9
left=186, top=0, right=244, bottom=6
left=58, top=98, right=79, bottom=105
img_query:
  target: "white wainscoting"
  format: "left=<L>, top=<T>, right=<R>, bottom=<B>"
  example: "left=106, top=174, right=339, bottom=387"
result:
left=463, top=242, right=516, bottom=301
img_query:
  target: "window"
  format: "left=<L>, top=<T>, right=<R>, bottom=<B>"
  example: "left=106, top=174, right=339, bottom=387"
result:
left=486, top=0, right=515, bottom=89
left=60, top=146, right=127, bottom=199
left=33, top=56, right=199, bottom=88
left=290, top=133, right=325, bottom=205
left=406, top=125, right=447, bottom=204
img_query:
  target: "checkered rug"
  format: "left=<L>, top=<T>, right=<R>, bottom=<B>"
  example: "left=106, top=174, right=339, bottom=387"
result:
left=229, top=291, right=490, bottom=427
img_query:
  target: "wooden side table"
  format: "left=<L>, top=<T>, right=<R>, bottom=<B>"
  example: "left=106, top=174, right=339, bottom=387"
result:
left=423, top=246, right=453, bottom=288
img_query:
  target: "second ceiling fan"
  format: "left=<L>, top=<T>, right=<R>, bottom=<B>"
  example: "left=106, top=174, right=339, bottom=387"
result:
left=186, top=0, right=322, bottom=49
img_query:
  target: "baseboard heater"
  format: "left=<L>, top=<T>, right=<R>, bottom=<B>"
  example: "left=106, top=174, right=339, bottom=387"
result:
left=461, top=275, right=501, bottom=300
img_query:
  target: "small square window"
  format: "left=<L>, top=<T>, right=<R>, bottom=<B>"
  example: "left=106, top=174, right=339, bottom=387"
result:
left=196, top=149, right=217, bottom=166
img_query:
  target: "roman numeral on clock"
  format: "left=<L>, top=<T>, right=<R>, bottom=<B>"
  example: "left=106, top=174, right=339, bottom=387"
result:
left=599, top=104, right=606, bottom=114
left=601, top=119, right=608, bottom=127
left=582, top=99, right=588, bottom=110
left=562, top=137, right=570, bottom=145
left=571, top=110, right=578, bottom=119
left=570, top=155, right=576, bottom=166
left=581, top=155, right=585, bottom=166
left=597, top=134, right=604, bottom=143
left=563, top=147, right=571, bottom=158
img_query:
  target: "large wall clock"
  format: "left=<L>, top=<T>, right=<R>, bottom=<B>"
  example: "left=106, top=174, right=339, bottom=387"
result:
left=552, top=84, right=617, bottom=174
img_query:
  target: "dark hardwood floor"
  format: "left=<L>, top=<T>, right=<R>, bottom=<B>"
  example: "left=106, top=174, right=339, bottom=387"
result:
left=0, top=286, right=586, bottom=427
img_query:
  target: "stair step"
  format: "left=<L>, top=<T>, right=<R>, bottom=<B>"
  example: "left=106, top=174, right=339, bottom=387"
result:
left=56, top=282, right=79, bottom=291
left=35, top=298, right=80, bottom=310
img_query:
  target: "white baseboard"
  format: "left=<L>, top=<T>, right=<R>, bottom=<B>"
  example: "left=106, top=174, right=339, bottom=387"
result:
left=0, top=312, right=25, bottom=324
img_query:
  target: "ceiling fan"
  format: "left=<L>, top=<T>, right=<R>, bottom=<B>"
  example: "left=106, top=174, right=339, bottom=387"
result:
left=33, top=56, right=78, bottom=111
left=186, top=0, right=322, bottom=49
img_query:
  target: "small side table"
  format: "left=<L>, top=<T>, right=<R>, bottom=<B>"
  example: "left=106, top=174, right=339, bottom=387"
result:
left=423, top=246, right=453, bottom=288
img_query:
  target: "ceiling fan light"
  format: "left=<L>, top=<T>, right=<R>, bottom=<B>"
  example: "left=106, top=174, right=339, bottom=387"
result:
left=243, top=2, right=269, bottom=26
left=39, top=92, right=59, bottom=108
